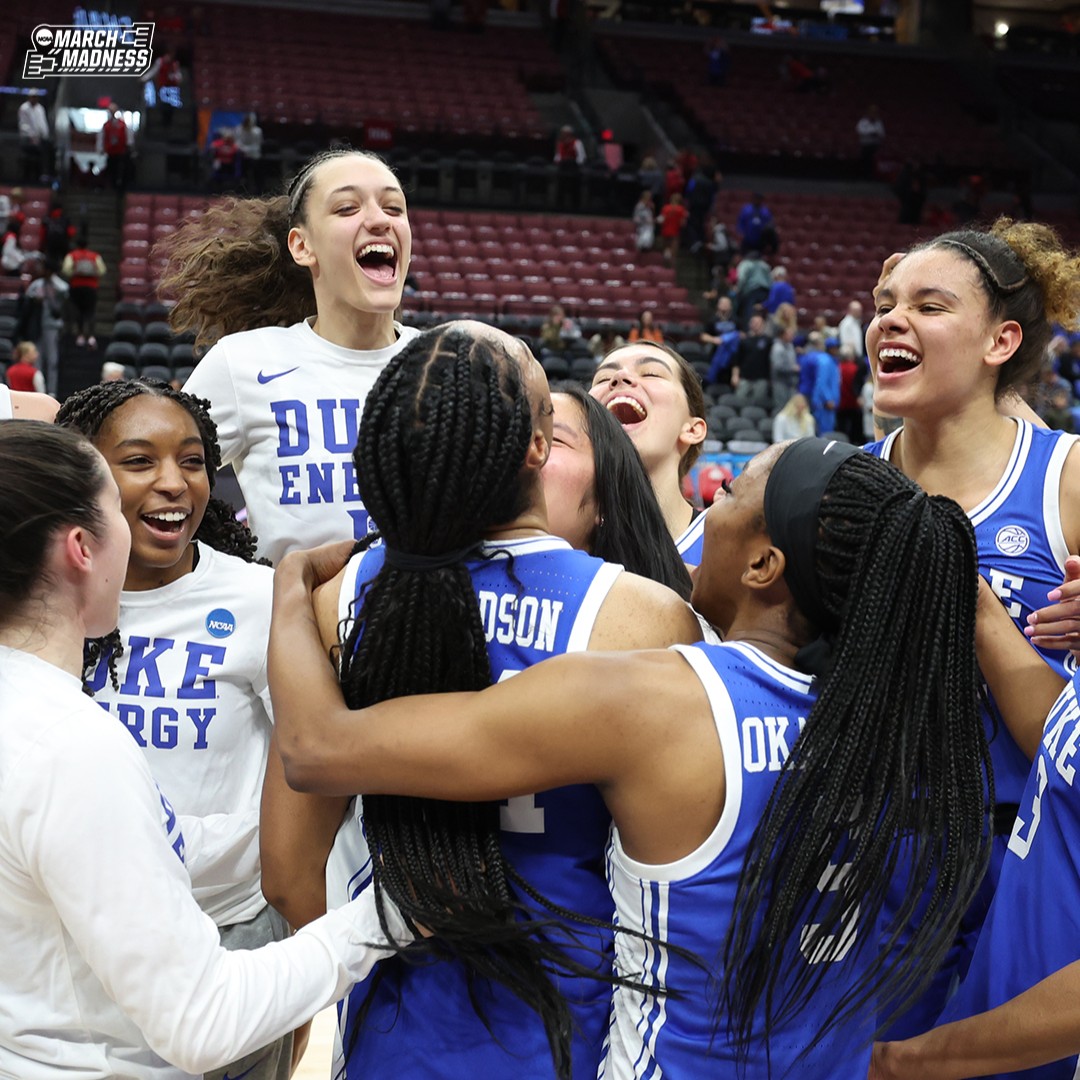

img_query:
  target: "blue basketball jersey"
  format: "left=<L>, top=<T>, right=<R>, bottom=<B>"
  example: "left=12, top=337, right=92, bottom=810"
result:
left=867, top=420, right=1079, bottom=1038
left=675, top=510, right=706, bottom=566
left=939, top=672, right=1080, bottom=1079
left=600, top=642, right=874, bottom=1080
left=334, top=536, right=623, bottom=1080
left=868, top=420, right=1079, bottom=803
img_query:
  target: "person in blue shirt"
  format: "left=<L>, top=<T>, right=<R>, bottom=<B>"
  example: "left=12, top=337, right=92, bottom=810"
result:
left=764, top=265, right=796, bottom=313
left=811, top=336, right=841, bottom=434
left=270, top=438, right=992, bottom=1080
left=736, top=192, right=775, bottom=254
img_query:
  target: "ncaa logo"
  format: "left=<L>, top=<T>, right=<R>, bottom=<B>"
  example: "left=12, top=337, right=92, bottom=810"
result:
left=205, top=608, right=236, bottom=639
left=995, top=525, right=1030, bottom=557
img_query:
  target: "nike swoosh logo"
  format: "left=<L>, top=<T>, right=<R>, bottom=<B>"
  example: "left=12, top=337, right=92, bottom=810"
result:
left=257, top=367, right=299, bottom=384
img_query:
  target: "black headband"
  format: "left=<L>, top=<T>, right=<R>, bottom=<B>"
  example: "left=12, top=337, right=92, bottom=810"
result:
left=383, top=543, right=479, bottom=572
left=763, top=438, right=861, bottom=635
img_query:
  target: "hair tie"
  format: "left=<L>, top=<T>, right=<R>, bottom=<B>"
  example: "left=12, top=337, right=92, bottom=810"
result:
left=937, top=238, right=1028, bottom=296
left=383, top=544, right=479, bottom=572
left=763, top=437, right=861, bottom=634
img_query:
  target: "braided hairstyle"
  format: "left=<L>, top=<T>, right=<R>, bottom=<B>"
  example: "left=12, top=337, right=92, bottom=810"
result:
left=155, top=147, right=395, bottom=348
left=56, top=378, right=263, bottom=687
left=916, top=217, right=1080, bottom=399
left=721, top=451, right=990, bottom=1055
left=552, top=382, right=692, bottom=598
left=339, top=325, right=618, bottom=1077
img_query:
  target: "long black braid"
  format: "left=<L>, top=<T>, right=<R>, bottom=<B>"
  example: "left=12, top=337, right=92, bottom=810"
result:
left=339, top=326, right=671, bottom=1078
left=720, top=452, right=991, bottom=1059
left=56, top=378, right=264, bottom=689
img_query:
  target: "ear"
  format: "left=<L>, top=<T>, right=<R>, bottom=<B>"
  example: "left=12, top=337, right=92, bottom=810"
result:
left=523, top=428, right=550, bottom=472
left=62, top=524, right=94, bottom=577
left=287, top=225, right=316, bottom=270
left=742, top=541, right=786, bottom=593
left=984, top=320, right=1022, bottom=369
left=679, top=415, right=708, bottom=452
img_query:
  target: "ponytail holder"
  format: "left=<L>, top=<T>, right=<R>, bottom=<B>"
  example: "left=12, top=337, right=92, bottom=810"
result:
left=383, top=544, right=478, bottom=572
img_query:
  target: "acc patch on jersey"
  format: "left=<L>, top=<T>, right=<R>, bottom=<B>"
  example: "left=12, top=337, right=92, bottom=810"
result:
left=995, top=525, right=1031, bottom=556
left=205, top=608, right=236, bottom=638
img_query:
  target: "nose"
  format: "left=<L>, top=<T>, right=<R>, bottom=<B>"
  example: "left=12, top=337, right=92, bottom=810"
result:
left=363, top=198, right=392, bottom=232
left=155, top=458, right=187, bottom=496
left=875, top=305, right=909, bottom=335
left=607, top=365, right=638, bottom=388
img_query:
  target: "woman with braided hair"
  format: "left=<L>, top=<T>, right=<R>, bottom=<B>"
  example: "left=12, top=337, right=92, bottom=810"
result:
left=864, top=219, right=1080, bottom=1037
left=56, top=378, right=294, bottom=1080
left=269, top=436, right=992, bottom=1078
left=259, top=321, right=702, bottom=1080
left=161, top=146, right=419, bottom=563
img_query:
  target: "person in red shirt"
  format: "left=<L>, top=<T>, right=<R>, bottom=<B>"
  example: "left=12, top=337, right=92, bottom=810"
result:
left=210, top=132, right=240, bottom=190
left=62, top=229, right=106, bottom=348
left=658, top=192, right=688, bottom=264
left=99, top=106, right=131, bottom=194
left=6, top=341, right=46, bottom=393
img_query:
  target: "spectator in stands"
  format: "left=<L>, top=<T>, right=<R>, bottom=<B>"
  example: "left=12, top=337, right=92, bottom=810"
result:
left=1041, top=385, right=1075, bottom=433
left=771, top=392, right=815, bottom=442
left=895, top=160, right=927, bottom=226
left=2, top=226, right=35, bottom=276
left=599, top=128, right=623, bottom=172
left=2, top=189, right=26, bottom=242
left=40, top=199, right=75, bottom=267
left=628, top=309, right=663, bottom=345
left=236, top=113, right=264, bottom=192
left=101, top=361, right=127, bottom=382
left=838, top=300, right=865, bottom=359
left=734, top=250, right=772, bottom=327
left=210, top=131, right=241, bottom=190
left=812, top=312, right=838, bottom=339
left=770, top=325, right=800, bottom=406
left=98, top=105, right=132, bottom=195
left=763, top=265, right=794, bottom=313
left=637, top=155, right=664, bottom=200
left=811, top=336, right=841, bottom=435
left=22, top=264, right=68, bottom=397
left=6, top=341, right=45, bottom=394
left=663, top=160, right=684, bottom=201
left=1033, top=362, right=1074, bottom=421
left=836, top=344, right=864, bottom=444
left=705, top=216, right=733, bottom=280
left=540, top=303, right=582, bottom=353
left=799, top=330, right=824, bottom=401
left=856, top=105, right=886, bottom=178
left=62, top=228, right=106, bottom=348
left=737, top=194, right=777, bottom=256
left=657, top=192, right=688, bottom=264
left=632, top=190, right=655, bottom=252
left=683, top=163, right=717, bottom=255
left=767, top=300, right=798, bottom=339
left=706, top=36, right=730, bottom=87
left=17, top=94, right=50, bottom=183
left=859, top=372, right=876, bottom=441
left=784, top=54, right=829, bottom=94
left=587, top=326, right=625, bottom=360
left=554, top=125, right=585, bottom=165
left=701, top=295, right=739, bottom=386
left=731, top=312, right=772, bottom=401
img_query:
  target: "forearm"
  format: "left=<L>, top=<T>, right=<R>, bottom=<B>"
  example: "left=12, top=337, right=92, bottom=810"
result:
left=876, top=959, right=1080, bottom=1079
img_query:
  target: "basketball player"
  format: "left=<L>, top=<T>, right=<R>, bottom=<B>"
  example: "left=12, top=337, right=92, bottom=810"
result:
left=0, top=383, right=59, bottom=421
left=864, top=219, right=1080, bottom=1035
left=260, top=322, right=703, bottom=1079
left=160, top=147, right=419, bottom=563
left=269, top=437, right=992, bottom=1079
left=56, top=379, right=291, bottom=1080
left=588, top=341, right=710, bottom=564
left=0, top=421, right=409, bottom=1080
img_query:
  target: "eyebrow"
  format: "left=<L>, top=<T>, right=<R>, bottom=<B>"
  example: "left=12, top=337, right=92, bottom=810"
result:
left=552, top=421, right=580, bottom=437
left=113, top=437, right=204, bottom=449
left=596, top=356, right=674, bottom=374
left=326, top=184, right=405, bottom=199
left=876, top=285, right=961, bottom=303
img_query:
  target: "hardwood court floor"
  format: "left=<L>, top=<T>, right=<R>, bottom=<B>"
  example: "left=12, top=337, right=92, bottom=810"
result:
left=293, top=1007, right=336, bottom=1080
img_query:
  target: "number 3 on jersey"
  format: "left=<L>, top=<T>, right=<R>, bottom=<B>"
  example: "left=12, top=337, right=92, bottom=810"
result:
left=1009, top=755, right=1048, bottom=860
left=496, top=667, right=547, bottom=834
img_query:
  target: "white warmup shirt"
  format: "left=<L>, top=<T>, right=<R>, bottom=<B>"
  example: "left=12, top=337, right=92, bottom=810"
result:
left=0, top=645, right=407, bottom=1080
left=184, top=319, right=420, bottom=563
left=0, top=386, right=11, bottom=420
left=86, top=545, right=273, bottom=927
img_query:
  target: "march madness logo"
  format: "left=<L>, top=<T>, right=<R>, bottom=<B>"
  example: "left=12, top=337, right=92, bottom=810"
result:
left=23, top=22, right=154, bottom=79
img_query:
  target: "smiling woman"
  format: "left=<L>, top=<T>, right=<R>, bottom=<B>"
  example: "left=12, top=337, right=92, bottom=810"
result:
left=589, top=341, right=709, bottom=563
left=156, top=148, right=420, bottom=563
left=56, top=379, right=296, bottom=1080
left=864, top=218, right=1080, bottom=1038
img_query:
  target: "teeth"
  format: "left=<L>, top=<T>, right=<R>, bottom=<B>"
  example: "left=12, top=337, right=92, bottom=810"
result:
left=358, top=243, right=395, bottom=260
left=879, top=347, right=921, bottom=364
left=146, top=511, right=188, bottom=523
left=607, top=395, right=647, bottom=419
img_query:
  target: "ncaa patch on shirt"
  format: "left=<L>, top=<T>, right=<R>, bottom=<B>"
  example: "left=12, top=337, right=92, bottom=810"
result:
left=995, top=525, right=1030, bottom=556
left=206, top=608, right=236, bottom=638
